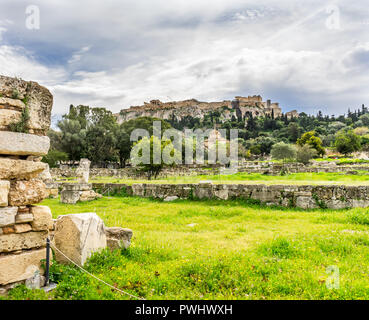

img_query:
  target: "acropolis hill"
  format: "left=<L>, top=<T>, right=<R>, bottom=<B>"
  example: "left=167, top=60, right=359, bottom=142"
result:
left=115, top=95, right=299, bottom=124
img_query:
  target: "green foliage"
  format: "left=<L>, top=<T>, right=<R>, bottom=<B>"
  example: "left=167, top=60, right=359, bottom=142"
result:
left=117, top=117, right=172, bottom=168
left=271, top=142, right=297, bottom=161
left=312, top=193, right=328, bottom=209
left=334, top=130, right=361, bottom=155
left=8, top=106, right=30, bottom=133
left=42, top=149, right=69, bottom=168
left=131, top=136, right=181, bottom=180
left=297, top=131, right=325, bottom=156
left=296, top=145, right=318, bottom=164
left=259, top=237, right=300, bottom=259
left=6, top=285, right=49, bottom=300
left=347, top=211, right=369, bottom=225
left=6, top=196, right=369, bottom=300
left=11, top=89, right=19, bottom=99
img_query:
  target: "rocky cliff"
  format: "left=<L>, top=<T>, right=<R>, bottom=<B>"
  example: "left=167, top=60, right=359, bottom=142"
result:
left=116, top=95, right=298, bottom=124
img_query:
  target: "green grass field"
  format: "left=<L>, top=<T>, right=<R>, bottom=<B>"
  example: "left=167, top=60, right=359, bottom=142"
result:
left=88, top=171, right=369, bottom=186
left=5, top=196, right=369, bottom=300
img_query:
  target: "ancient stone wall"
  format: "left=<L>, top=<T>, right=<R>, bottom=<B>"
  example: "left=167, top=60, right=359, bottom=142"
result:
left=92, top=182, right=369, bottom=210
left=0, top=76, right=54, bottom=292
left=50, top=161, right=369, bottom=179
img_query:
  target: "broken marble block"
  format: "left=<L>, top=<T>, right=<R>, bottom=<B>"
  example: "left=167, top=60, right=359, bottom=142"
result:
left=53, top=212, right=107, bottom=266
left=105, top=227, right=133, bottom=250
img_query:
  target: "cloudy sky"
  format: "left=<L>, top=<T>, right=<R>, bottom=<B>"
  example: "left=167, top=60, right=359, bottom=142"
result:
left=0, top=0, right=368, bottom=120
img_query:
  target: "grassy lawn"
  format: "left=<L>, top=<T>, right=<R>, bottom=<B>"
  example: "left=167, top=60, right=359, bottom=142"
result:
left=5, top=196, right=369, bottom=300
left=88, top=171, right=369, bottom=186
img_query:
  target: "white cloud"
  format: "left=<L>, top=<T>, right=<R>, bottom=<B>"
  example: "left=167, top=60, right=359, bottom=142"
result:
left=0, top=0, right=368, bottom=117
left=68, top=46, right=91, bottom=64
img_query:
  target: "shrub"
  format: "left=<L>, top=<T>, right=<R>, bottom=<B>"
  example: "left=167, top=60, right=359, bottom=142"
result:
left=296, top=145, right=318, bottom=164
left=271, top=142, right=296, bottom=161
left=42, top=149, right=69, bottom=168
left=8, top=106, right=30, bottom=133
left=297, top=131, right=325, bottom=156
left=334, top=130, right=361, bottom=155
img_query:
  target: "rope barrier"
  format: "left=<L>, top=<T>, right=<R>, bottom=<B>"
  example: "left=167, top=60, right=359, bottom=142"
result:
left=49, top=243, right=145, bottom=300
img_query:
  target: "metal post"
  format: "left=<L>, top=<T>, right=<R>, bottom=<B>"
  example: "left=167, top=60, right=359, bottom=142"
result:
left=45, top=237, right=50, bottom=286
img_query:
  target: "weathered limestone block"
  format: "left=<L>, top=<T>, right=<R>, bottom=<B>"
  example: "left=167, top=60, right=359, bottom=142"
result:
left=37, top=163, right=52, bottom=182
left=0, top=76, right=28, bottom=99
left=2, top=226, right=15, bottom=234
left=295, top=196, right=318, bottom=209
left=0, top=180, right=10, bottom=207
left=326, top=200, right=350, bottom=209
left=9, top=180, right=48, bottom=206
left=0, top=132, right=50, bottom=156
left=131, top=183, right=145, bottom=197
left=14, top=224, right=32, bottom=233
left=164, top=196, right=179, bottom=202
left=54, top=212, right=107, bottom=266
left=105, top=227, right=133, bottom=250
left=0, top=248, right=47, bottom=285
left=0, top=207, right=18, bottom=227
left=26, top=81, right=53, bottom=135
left=250, top=186, right=281, bottom=203
left=15, top=213, right=33, bottom=223
left=60, top=183, right=101, bottom=204
left=0, top=158, right=47, bottom=180
left=194, top=183, right=214, bottom=199
left=0, top=97, right=26, bottom=110
left=79, top=190, right=102, bottom=202
left=213, top=185, right=229, bottom=200
left=0, top=109, right=21, bottom=130
left=0, top=76, right=53, bottom=135
left=47, top=187, right=59, bottom=199
left=30, top=206, right=53, bottom=231
left=0, top=231, right=48, bottom=252
left=60, top=190, right=80, bottom=204
left=76, top=158, right=91, bottom=184
left=62, top=183, right=92, bottom=191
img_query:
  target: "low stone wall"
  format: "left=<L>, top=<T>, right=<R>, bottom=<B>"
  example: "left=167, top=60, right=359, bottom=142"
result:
left=51, top=162, right=369, bottom=179
left=92, top=182, right=369, bottom=210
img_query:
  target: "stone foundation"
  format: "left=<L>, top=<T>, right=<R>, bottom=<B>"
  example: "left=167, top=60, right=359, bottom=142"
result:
left=60, top=183, right=102, bottom=204
left=51, top=161, right=369, bottom=179
left=93, top=182, right=369, bottom=210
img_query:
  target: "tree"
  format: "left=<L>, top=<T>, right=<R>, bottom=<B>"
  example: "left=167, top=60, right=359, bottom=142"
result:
left=271, top=142, right=296, bottom=161
left=85, top=108, right=119, bottom=163
left=296, top=145, right=318, bottom=165
left=117, top=117, right=173, bottom=167
left=116, top=127, right=131, bottom=167
left=42, top=149, right=69, bottom=168
left=297, top=131, right=325, bottom=156
left=57, top=119, right=87, bottom=160
left=334, top=130, right=361, bottom=155
left=131, top=136, right=181, bottom=180
left=287, top=122, right=301, bottom=142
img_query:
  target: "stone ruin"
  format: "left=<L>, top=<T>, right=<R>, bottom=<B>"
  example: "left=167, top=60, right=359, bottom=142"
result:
left=38, top=163, right=59, bottom=199
left=116, top=95, right=295, bottom=124
left=0, top=75, right=133, bottom=294
left=60, top=158, right=102, bottom=204
left=0, top=75, right=54, bottom=292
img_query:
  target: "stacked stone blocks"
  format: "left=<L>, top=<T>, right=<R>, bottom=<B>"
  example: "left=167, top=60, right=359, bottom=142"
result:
left=0, top=75, right=54, bottom=291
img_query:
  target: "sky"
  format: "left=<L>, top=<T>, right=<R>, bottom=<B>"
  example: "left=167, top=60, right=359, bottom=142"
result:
left=0, top=0, right=368, bottom=122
